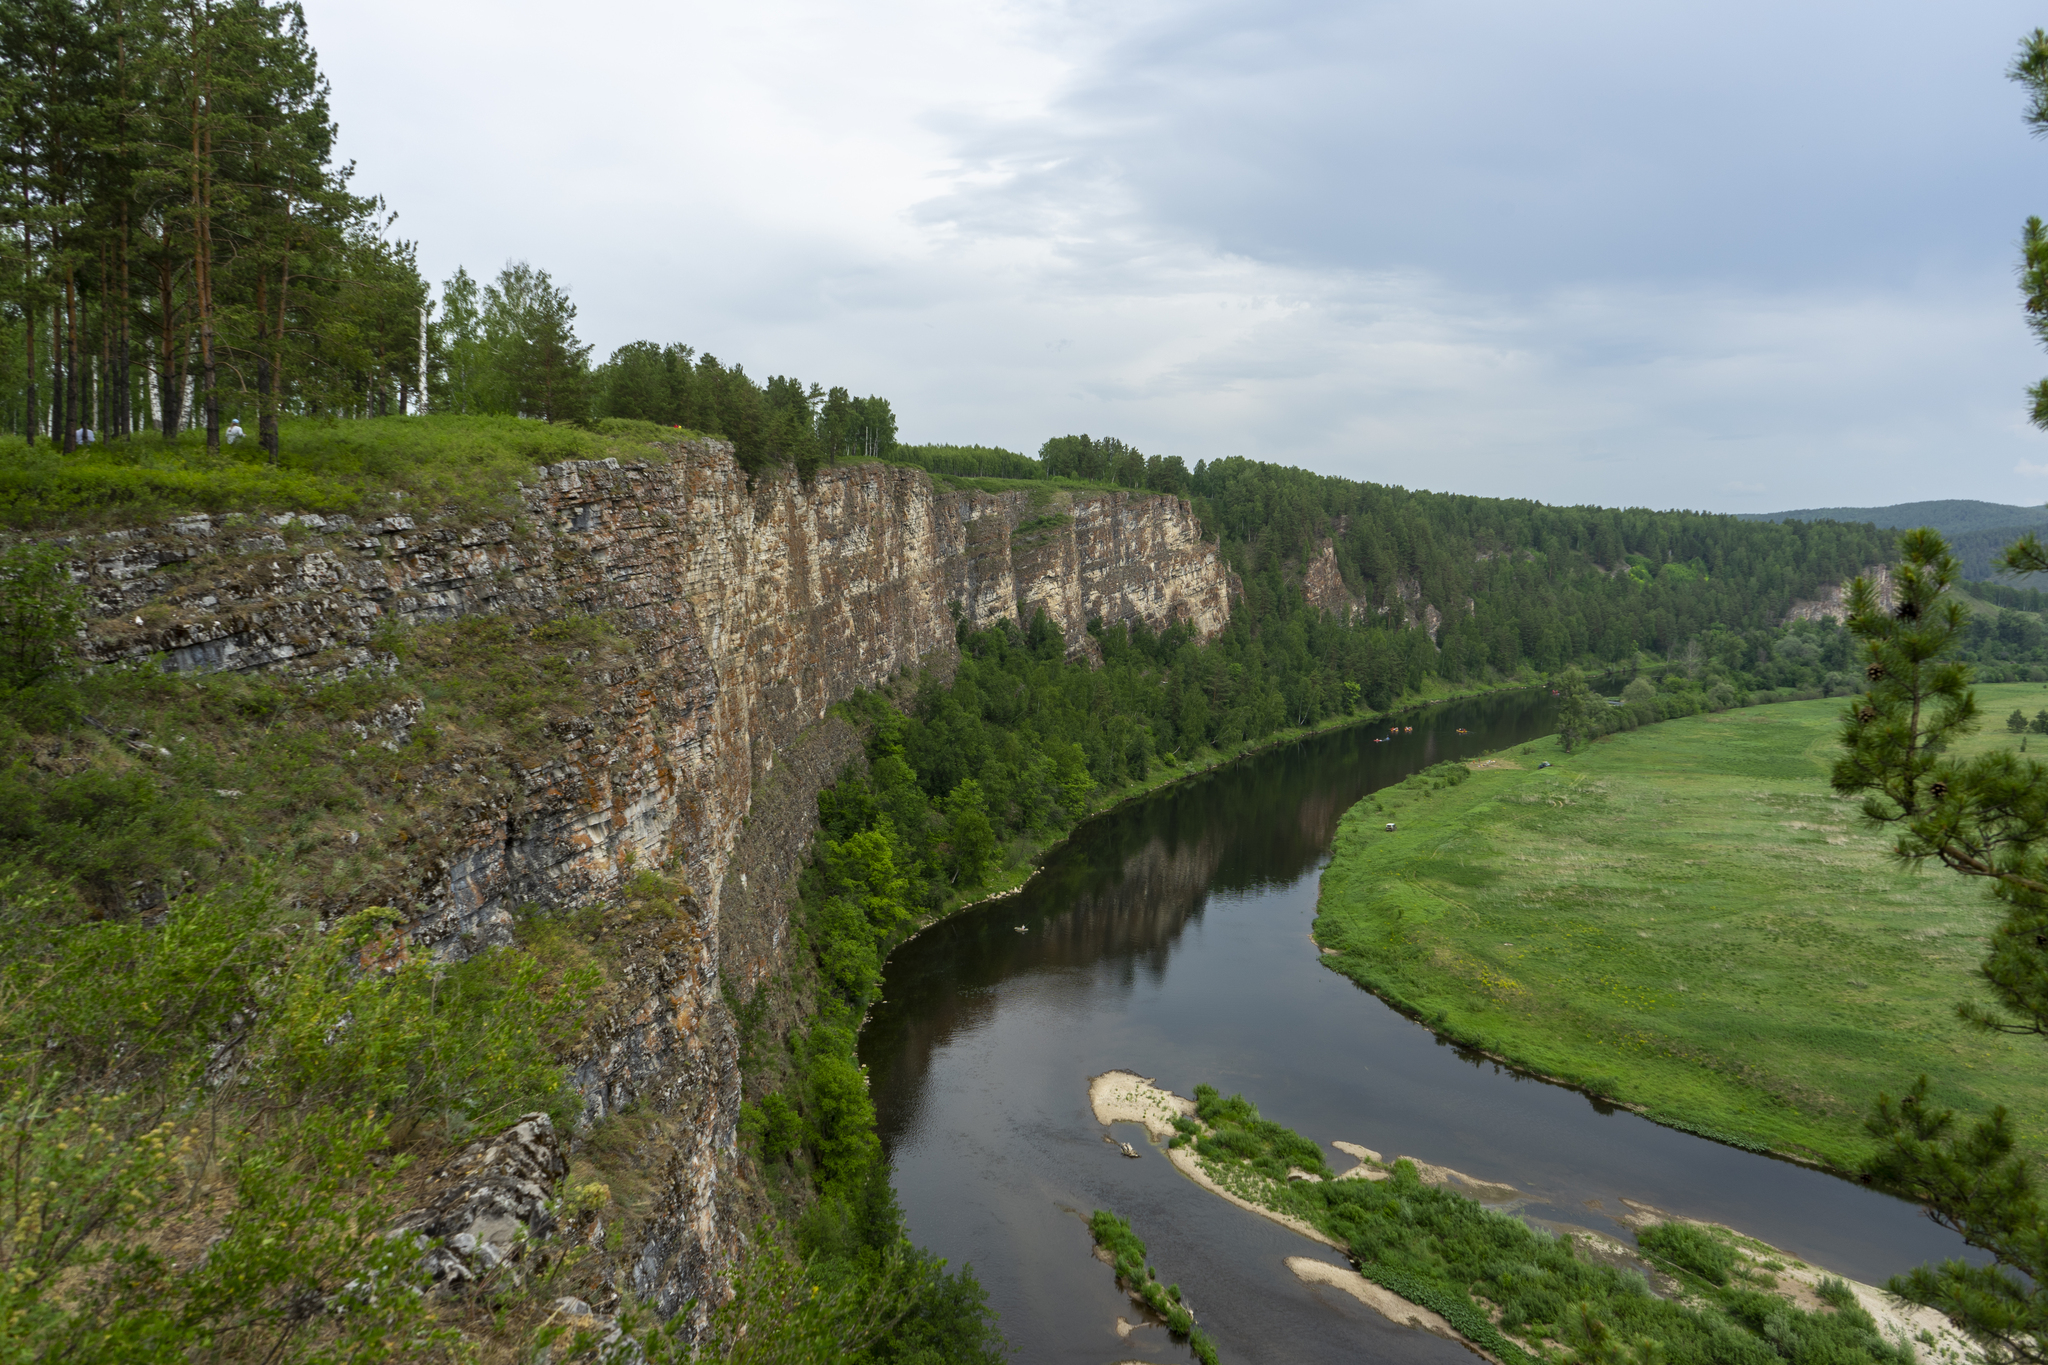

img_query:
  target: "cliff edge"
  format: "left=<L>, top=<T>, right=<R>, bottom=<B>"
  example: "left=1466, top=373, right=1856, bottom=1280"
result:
left=57, top=439, right=1234, bottom=1315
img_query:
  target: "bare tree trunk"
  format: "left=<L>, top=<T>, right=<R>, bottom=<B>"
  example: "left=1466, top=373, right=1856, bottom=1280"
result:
left=99, top=245, right=112, bottom=439
left=54, top=304, right=69, bottom=452
left=261, top=221, right=291, bottom=461
left=23, top=297, right=36, bottom=448
left=18, top=184, right=32, bottom=446
left=66, top=273, right=81, bottom=446
left=192, top=77, right=219, bottom=454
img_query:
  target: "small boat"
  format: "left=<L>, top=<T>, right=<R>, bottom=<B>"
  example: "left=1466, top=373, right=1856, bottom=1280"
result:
left=1119, top=1142, right=1141, bottom=1159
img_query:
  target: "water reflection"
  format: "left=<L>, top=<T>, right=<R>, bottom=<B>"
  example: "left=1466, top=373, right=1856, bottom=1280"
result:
left=863, top=691, right=1969, bottom=1365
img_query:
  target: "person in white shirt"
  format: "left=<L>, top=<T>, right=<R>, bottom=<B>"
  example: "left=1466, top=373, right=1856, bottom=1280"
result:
left=225, top=419, right=244, bottom=445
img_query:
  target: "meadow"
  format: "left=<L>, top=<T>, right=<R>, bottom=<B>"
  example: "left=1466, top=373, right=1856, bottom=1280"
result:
left=1313, top=685, right=2048, bottom=1168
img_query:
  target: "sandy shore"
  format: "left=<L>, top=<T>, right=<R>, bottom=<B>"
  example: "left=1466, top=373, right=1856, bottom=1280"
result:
left=1164, top=1142, right=1343, bottom=1249
left=1285, top=1257, right=1505, bottom=1361
left=1331, top=1141, right=1390, bottom=1181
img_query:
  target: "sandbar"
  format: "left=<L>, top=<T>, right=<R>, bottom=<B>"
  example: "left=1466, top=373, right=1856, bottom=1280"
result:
left=1165, top=1143, right=1344, bottom=1249
left=1088, top=1070, right=1197, bottom=1142
left=1088, top=1073, right=1973, bottom=1365
left=1285, top=1257, right=1496, bottom=1356
left=1396, top=1155, right=1520, bottom=1203
left=1090, top=1072, right=1342, bottom=1248
left=1332, top=1140, right=1389, bottom=1180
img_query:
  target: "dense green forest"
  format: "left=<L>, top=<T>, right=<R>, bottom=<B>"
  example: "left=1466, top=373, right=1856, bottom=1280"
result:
left=1740, top=500, right=2048, bottom=581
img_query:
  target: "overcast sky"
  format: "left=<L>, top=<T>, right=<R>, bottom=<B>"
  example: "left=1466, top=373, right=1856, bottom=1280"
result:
left=304, top=0, right=2048, bottom=513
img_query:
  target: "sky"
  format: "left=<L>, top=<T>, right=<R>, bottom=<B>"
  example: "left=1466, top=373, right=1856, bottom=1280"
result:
left=304, top=0, right=2048, bottom=513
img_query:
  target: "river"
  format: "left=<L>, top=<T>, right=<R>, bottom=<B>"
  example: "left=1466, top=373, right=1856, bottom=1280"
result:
left=859, top=688, right=1974, bottom=1363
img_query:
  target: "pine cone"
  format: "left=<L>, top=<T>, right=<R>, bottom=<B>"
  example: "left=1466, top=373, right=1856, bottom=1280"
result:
left=1865, top=663, right=1885, bottom=681
left=1895, top=601, right=1920, bottom=621
left=1858, top=707, right=1876, bottom=724
left=1930, top=780, right=1948, bottom=799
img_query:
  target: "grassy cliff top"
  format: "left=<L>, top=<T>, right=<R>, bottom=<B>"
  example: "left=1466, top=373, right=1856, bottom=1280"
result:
left=1314, top=691, right=2048, bottom=1169
left=0, top=415, right=703, bottom=531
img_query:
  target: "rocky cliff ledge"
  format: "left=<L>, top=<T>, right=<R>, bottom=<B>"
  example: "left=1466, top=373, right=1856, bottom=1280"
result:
left=60, top=440, right=1234, bottom=1317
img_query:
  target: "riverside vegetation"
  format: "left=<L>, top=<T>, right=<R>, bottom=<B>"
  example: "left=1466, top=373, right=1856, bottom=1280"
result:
left=1085, top=1210, right=1220, bottom=1365
left=1158, top=1083, right=1917, bottom=1365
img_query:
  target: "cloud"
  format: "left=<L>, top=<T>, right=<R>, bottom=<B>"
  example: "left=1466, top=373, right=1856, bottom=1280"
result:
left=304, top=0, right=2048, bottom=512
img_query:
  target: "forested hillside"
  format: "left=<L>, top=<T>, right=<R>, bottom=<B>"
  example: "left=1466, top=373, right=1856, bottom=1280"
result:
left=1742, top=499, right=2048, bottom=580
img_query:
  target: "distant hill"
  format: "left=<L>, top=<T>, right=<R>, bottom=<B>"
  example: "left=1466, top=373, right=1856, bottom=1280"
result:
left=1738, top=500, right=2048, bottom=580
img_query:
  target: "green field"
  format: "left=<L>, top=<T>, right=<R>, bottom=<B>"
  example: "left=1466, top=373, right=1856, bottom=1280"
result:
left=1313, top=687, right=2048, bottom=1168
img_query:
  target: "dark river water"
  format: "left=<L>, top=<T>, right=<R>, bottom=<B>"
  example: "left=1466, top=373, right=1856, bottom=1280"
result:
left=859, top=689, right=1973, bottom=1364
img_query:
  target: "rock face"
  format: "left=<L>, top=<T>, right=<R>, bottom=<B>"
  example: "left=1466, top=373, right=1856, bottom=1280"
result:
left=392, top=1113, right=569, bottom=1288
left=1784, top=563, right=1895, bottom=624
left=1299, top=538, right=1443, bottom=638
left=55, top=441, right=1235, bottom=1321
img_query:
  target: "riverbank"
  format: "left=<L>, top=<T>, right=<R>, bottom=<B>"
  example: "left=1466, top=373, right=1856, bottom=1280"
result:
left=1091, top=1074, right=1943, bottom=1365
left=939, top=667, right=1572, bottom=919
left=1313, top=689, right=2048, bottom=1169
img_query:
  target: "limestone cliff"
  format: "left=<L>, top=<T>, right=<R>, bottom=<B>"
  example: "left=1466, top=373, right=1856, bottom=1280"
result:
left=1300, top=537, right=1443, bottom=638
left=1784, top=564, right=1895, bottom=624
left=61, top=440, right=1234, bottom=1316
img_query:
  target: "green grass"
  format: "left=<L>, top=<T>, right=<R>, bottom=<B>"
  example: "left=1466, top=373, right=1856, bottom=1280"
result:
left=1314, top=686, right=2048, bottom=1168
left=0, top=610, right=640, bottom=918
left=0, top=415, right=699, bottom=528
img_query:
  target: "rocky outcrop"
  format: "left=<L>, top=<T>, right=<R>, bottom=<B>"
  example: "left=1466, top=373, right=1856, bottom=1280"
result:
left=1301, top=539, right=1354, bottom=617
left=1300, top=540, right=1446, bottom=638
left=1784, top=564, right=1895, bottom=624
left=52, top=441, right=1235, bottom=1323
left=392, top=1112, right=569, bottom=1288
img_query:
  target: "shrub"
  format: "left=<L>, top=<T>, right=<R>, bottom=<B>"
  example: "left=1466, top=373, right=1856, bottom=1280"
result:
left=1636, top=1221, right=1737, bottom=1287
left=0, top=543, right=83, bottom=691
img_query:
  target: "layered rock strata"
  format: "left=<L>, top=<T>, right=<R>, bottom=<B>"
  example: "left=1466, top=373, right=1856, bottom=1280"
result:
left=55, top=441, right=1235, bottom=1319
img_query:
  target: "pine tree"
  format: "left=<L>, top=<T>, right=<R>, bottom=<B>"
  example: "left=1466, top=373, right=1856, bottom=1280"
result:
left=1830, top=528, right=2048, bottom=1362
left=479, top=260, right=588, bottom=422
